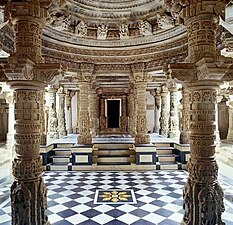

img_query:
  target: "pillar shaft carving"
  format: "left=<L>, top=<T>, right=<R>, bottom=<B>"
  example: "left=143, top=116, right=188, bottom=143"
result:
left=134, top=82, right=150, bottom=144
left=227, top=102, right=233, bottom=141
left=128, top=88, right=136, bottom=136
left=180, top=86, right=189, bottom=144
left=131, top=63, right=150, bottom=143
left=4, top=1, right=50, bottom=63
left=5, top=91, right=15, bottom=156
left=58, top=87, right=67, bottom=138
left=182, top=81, right=225, bottom=225
left=160, top=85, right=169, bottom=137
left=78, top=82, right=92, bottom=144
left=179, top=1, right=226, bottom=63
left=150, top=89, right=161, bottom=133
left=89, top=89, right=98, bottom=137
left=9, top=81, right=48, bottom=225
left=65, top=91, right=73, bottom=134
left=40, top=90, right=47, bottom=145
left=47, top=87, right=58, bottom=141
left=168, top=83, right=180, bottom=142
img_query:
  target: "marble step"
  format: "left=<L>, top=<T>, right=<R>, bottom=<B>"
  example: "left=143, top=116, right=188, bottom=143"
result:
left=157, top=161, right=182, bottom=170
left=97, top=162, right=131, bottom=166
left=93, top=149, right=134, bottom=156
left=155, top=143, right=172, bottom=147
left=157, top=154, right=178, bottom=162
left=56, top=143, right=74, bottom=148
left=49, top=163, right=70, bottom=171
left=156, top=148, right=173, bottom=155
left=97, top=155, right=133, bottom=163
left=93, top=143, right=134, bottom=150
left=53, top=148, right=71, bottom=156
left=52, top=156, right=71, bottom=163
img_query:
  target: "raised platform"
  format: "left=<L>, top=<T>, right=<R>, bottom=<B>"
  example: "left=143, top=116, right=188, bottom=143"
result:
left=40, top=133, right=190, bottom=171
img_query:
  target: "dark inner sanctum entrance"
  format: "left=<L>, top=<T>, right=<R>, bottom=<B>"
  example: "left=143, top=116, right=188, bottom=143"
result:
left=107, top=100, right=120, bottom=128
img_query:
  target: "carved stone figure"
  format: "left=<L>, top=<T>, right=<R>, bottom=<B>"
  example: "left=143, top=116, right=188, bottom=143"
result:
left=97, top=24, right=108, bottom=40
left=119, top=23, right=129, bottom=39
left=138, top=20, right=152, bottom=36
left=75, top=20, right=87, bottom=37
left=11, top=182, right=31, bottom=225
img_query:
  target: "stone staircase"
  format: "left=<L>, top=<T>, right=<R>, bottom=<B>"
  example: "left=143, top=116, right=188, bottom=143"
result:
left=155, top=143, right=183, bottom=170
left=93, top=143, right=135, bottom=166
left=49, top=143, right=73, bottom=171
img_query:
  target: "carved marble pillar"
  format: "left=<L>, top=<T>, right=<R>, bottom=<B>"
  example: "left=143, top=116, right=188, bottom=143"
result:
left=160, top=85, right=169, bottom=137
left=40, top=91, right=46, bottom=145
left=166, top=1, right=230, bottom=223
left=77, top=63, right=94, bottom=144
left=9, top=81, right=48, bottom=225
left=150, top=89, right=161, bottom=133
left=58, top=87, right=67, bottom=138
left=182, top=81, right=225, bottom=225
left=1, top=2, right=65, bottom=225
left=78, top=82, right=92, bottom=144
left=89, top=88, right=98, bottom=137
left=168, top=82, right=180, bottom=142
left=131, top=63, right=150, bottom=143
left=76, top=90, right=80, bottom=133
left=128, top=88, right=136, bottom=136
left=47, top=87, right=58, bottom=142
left=121, top=94, right=128, bottom=132
left=180, top=86, right=189, bottom=144
left=6, top=92, right=15, bottom=157
left=227, top=102, right=233, bottom=141
left=65, top=91, right=73, bottom=134
left=134, top=81, right=150, bottom=143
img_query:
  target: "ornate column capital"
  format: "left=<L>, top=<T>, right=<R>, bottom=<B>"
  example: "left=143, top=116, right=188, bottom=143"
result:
left=131, top=62, right=152, bottom=83
left=166, top=59, right=233, bottom=84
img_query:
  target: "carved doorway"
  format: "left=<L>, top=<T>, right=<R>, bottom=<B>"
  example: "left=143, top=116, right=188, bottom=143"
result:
left=107, top=99, right=120, bottom=128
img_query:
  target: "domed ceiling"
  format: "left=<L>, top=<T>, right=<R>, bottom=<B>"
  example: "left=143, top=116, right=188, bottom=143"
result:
left=47, top=0, right=178, bottom=40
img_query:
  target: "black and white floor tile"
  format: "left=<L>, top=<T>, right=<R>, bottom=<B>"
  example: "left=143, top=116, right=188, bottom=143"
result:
left=0, top=171, right=233, bottom=225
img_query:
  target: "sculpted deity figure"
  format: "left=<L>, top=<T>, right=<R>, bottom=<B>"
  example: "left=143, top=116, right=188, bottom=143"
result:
left=119, top=23, right=129, bottom=39
left=97, top=24, right=108, bottom=40
left=138, top=20, right=152, bottom=36
left=75, top=20, right=87, bottom=37
left=157, top=12, right=174, bottom=29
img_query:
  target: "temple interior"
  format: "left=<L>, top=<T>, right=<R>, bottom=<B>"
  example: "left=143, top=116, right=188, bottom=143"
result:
left=0, top=0, right=233, bottom=225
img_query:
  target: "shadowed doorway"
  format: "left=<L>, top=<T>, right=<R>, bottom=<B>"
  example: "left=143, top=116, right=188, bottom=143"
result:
left=107, top=99, right=120, bottom=128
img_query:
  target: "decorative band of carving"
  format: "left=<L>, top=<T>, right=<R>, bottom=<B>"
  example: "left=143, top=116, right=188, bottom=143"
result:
left=189, top=122, right=215, bottom=131
left=12, top=157, right=43, bottom=181
left=14, top=124, right=41, bottom=132
left=15, top=134, right=41, bottom=144
left=187, top=158, right=218, bottom=182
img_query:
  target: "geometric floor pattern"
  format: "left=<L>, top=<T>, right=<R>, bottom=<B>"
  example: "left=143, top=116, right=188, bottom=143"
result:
left=0, top=171, right=233, bottom=225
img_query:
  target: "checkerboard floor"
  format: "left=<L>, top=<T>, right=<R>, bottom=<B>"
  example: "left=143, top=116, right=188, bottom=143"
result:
left=0, top=171, right=233, bottom=225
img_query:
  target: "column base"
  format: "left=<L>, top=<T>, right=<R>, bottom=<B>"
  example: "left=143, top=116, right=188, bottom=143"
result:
left=135, top=134, right=150, bottom=144
left=180, top=133, right=189, bottom=144
left=59, top=131, right=67, bottom=138
left=78, top=134, right=92, bottom=144
left=67, top=129, right=73, bottom=134
left=168, top=131, right=180, bottom=143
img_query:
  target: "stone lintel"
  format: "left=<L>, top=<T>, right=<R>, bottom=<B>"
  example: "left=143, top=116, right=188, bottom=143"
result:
left=167, top=57, right=233, bottom=83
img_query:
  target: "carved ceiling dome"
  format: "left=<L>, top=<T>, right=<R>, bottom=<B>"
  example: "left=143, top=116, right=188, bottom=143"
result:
left=47, top=0, right=179, bottom=41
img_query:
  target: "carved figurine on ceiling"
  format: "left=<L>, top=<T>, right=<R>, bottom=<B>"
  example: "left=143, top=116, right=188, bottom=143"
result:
left=164, top=0, right=189, bottom=24
left=157, top=12, right=174, bottom=30
left=75, top=20, right=87, bottom=37
left=119, top=23, right=129, bottom=40
left=47, top=12, right=71, bottom=32
left=97, top=24, right=108, bottom=40
left=138, top=20, right=152, bottom=36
